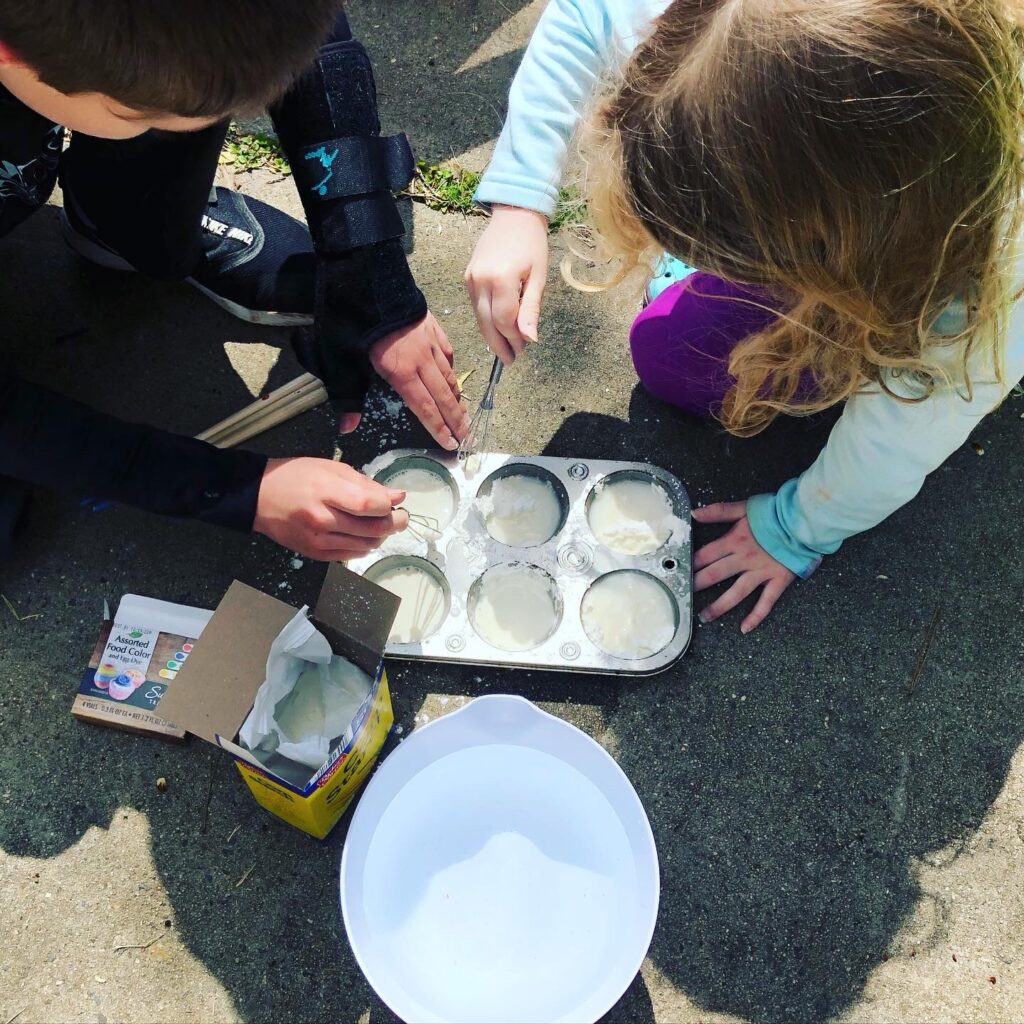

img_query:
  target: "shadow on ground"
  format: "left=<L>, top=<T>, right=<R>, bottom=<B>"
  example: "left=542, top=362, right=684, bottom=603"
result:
left=542, top=390, right=1024, bottom=1021
left=2, top=2, right=1024, bottom=1022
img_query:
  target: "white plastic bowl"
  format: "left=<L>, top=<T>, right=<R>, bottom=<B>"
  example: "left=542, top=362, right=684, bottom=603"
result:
left=340, top=695, right=659, bottom=1024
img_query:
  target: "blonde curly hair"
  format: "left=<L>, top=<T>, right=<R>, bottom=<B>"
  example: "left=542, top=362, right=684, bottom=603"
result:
left=572, top=0, right=1024, bottom=435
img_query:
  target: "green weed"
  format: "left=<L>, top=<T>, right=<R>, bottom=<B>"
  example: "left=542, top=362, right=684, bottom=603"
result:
left=221, top=129, right=291, bottom=176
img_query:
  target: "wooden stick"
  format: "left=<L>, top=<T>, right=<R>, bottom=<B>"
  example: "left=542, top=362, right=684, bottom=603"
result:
left=197, top=372, right=316, bottom=441
left=906, top=604, right=942, bottom=699
left=197, top=374, right=318, bottom=445
left=113, top=934, right=164, bottom=954
left=204, top=377, right=327, bottom=446
left=195, top=372, right=318, bottom=443
left=211, top=383, right=328, bottom=449
left=234, top=864, right=256, bottom=888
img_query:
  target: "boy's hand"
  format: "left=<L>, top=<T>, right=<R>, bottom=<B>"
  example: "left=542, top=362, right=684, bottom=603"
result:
left=367, top=312, right=470, bottom=451
left=254, top=457, right=409, bottom=562
left=693, top=501, right=796, bottom=633
left=465, top=205, right=549, bottom=365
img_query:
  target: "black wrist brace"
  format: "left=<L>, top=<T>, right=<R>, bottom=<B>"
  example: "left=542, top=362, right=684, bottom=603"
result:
left=271, top=27, right=427, bottom=409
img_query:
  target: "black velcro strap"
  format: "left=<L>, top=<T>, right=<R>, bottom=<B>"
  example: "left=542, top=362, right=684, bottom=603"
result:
left=320, top=193, right=406, bottom=251
left=295, top=134, right=416, bottom=202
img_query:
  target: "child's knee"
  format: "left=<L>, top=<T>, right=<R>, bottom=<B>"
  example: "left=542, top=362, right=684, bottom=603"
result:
left=630, top=285, right=685, bottom=393
left=628, top=279, right=733, bottom=418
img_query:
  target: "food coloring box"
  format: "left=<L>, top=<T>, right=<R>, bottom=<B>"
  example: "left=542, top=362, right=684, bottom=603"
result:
left=71, top=595, right=212, bottom=740
left=159, top=564, right=399, bottom=839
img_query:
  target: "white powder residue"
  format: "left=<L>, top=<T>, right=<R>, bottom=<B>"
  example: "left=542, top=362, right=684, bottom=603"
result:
left=382, top=530, right=428, bottom=558
left=588, top=478, right=679, bottom=555
left=483, top=475, right=562, bottom=547
left=363, top=390, right=407, bottom=424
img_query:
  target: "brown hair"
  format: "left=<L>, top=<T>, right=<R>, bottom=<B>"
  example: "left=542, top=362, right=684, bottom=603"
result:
left=575, top=0, right=1024, bottom=435
left=0, top=0, right=343, bottom=117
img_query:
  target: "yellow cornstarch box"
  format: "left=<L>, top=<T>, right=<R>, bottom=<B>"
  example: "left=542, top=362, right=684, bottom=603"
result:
left=232, top=670, right=393, bottom=838
left=160, top=564, right=399, bottom=839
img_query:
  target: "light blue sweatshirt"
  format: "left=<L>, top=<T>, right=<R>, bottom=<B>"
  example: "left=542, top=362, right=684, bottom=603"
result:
left=477, top=0, right=1024, bottom=578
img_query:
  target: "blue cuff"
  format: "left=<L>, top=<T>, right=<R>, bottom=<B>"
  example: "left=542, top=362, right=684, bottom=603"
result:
left=746, top=490, right=825, bottom=579
left=474, top=178, right=557, bottom=218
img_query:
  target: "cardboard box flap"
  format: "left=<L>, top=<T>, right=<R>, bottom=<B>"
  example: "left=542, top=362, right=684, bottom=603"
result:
left=157, top=581, right=295, bottom=745
left=313, top=563, right=400, bottom=677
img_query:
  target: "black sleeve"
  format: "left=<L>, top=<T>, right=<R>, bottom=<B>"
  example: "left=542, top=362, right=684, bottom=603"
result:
left=0, top=364, right=267, bottom=532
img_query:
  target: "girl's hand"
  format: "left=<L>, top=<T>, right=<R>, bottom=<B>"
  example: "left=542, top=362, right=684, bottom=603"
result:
left=692, top=501, right=796, bottom=633
left=368, top=312, right=470, bottom=451
left=465, top=204, right=549, bottom=364
left=254, top=457, right=410, bottom=562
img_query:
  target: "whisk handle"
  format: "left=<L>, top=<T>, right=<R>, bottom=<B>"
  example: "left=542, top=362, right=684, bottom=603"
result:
left=481, top=357, right=504, bottom=410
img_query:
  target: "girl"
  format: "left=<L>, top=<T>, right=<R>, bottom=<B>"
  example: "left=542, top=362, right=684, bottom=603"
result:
left=466, top=0, right=1024, bottom=631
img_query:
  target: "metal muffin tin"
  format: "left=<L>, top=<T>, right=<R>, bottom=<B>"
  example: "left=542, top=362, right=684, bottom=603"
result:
left=348, top=450, right=692, bottom=676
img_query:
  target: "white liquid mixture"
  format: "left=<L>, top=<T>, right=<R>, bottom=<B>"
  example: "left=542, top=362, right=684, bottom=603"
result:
left=582, top=572, right=677, bottom=660
left=370, top=563, right=448, bottom=643
left=388, top=467, right=457, bottom=533
left=482, top=474, right=563, bottom=547
left=470, top=564, right=560, bottom=652
left=588, top=478, right=678, bottom=555
left=359, top=744, right=641, bottom=1024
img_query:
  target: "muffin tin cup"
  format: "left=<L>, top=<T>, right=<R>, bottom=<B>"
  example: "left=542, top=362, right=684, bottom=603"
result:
left=350, top=451, right=693, bottom=676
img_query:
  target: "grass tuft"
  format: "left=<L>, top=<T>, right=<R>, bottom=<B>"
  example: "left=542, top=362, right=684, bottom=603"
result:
left=220, top=128, right=291, bottom=176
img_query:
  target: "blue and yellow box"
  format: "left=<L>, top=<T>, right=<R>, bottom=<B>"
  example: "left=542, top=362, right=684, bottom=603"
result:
left=159, top=564, right=399, bottom=839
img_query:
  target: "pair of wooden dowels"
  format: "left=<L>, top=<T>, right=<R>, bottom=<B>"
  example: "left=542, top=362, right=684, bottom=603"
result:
left=196, top=372, right=328, bottom=449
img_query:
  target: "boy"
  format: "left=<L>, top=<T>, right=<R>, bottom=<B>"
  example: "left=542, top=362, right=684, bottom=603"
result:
left=0, top=1, right=468, bottom=562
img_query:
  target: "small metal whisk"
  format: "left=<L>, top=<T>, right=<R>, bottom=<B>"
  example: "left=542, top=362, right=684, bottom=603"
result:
left=402, top=511, right=443, bottom=542
left=458, top=356, right=504, bottom=462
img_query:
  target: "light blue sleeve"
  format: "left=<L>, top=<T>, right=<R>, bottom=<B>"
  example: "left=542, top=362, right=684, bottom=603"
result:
left=475, top=0, right=651, bottom=217
left=747, top=299, right=1024, bottom=578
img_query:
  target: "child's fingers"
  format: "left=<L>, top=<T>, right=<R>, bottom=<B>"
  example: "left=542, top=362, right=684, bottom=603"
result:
left=404, top=378, right=459, bottom=451
left=421, top=360, right=470, bottom=440
left=432, top=346, right=463, bottom=401
left=490, top=288, right=530, bottom=358
left=472, top=292, right=516, bottom=364
left=326, top=474, right=396, bottom=518
left=693, top=534, right=734, bottom=571
left=310, top=539, right=386, bottom=562
left=699, top=572, right=763, bottom=624
left=694, top=553, right=747, bottom=592
left=319, top=508, right=410, bottom=539
left=740, top=577, right=790, bottom=634
left=311, top=534, right=383, bottom=559
left=431, top=317, right=455, bottom=364
left=517, top=270, right=546, bottom=343
left=692, top=501, right=747, bottom=524
left=338, top=412, right=362, bottom=435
